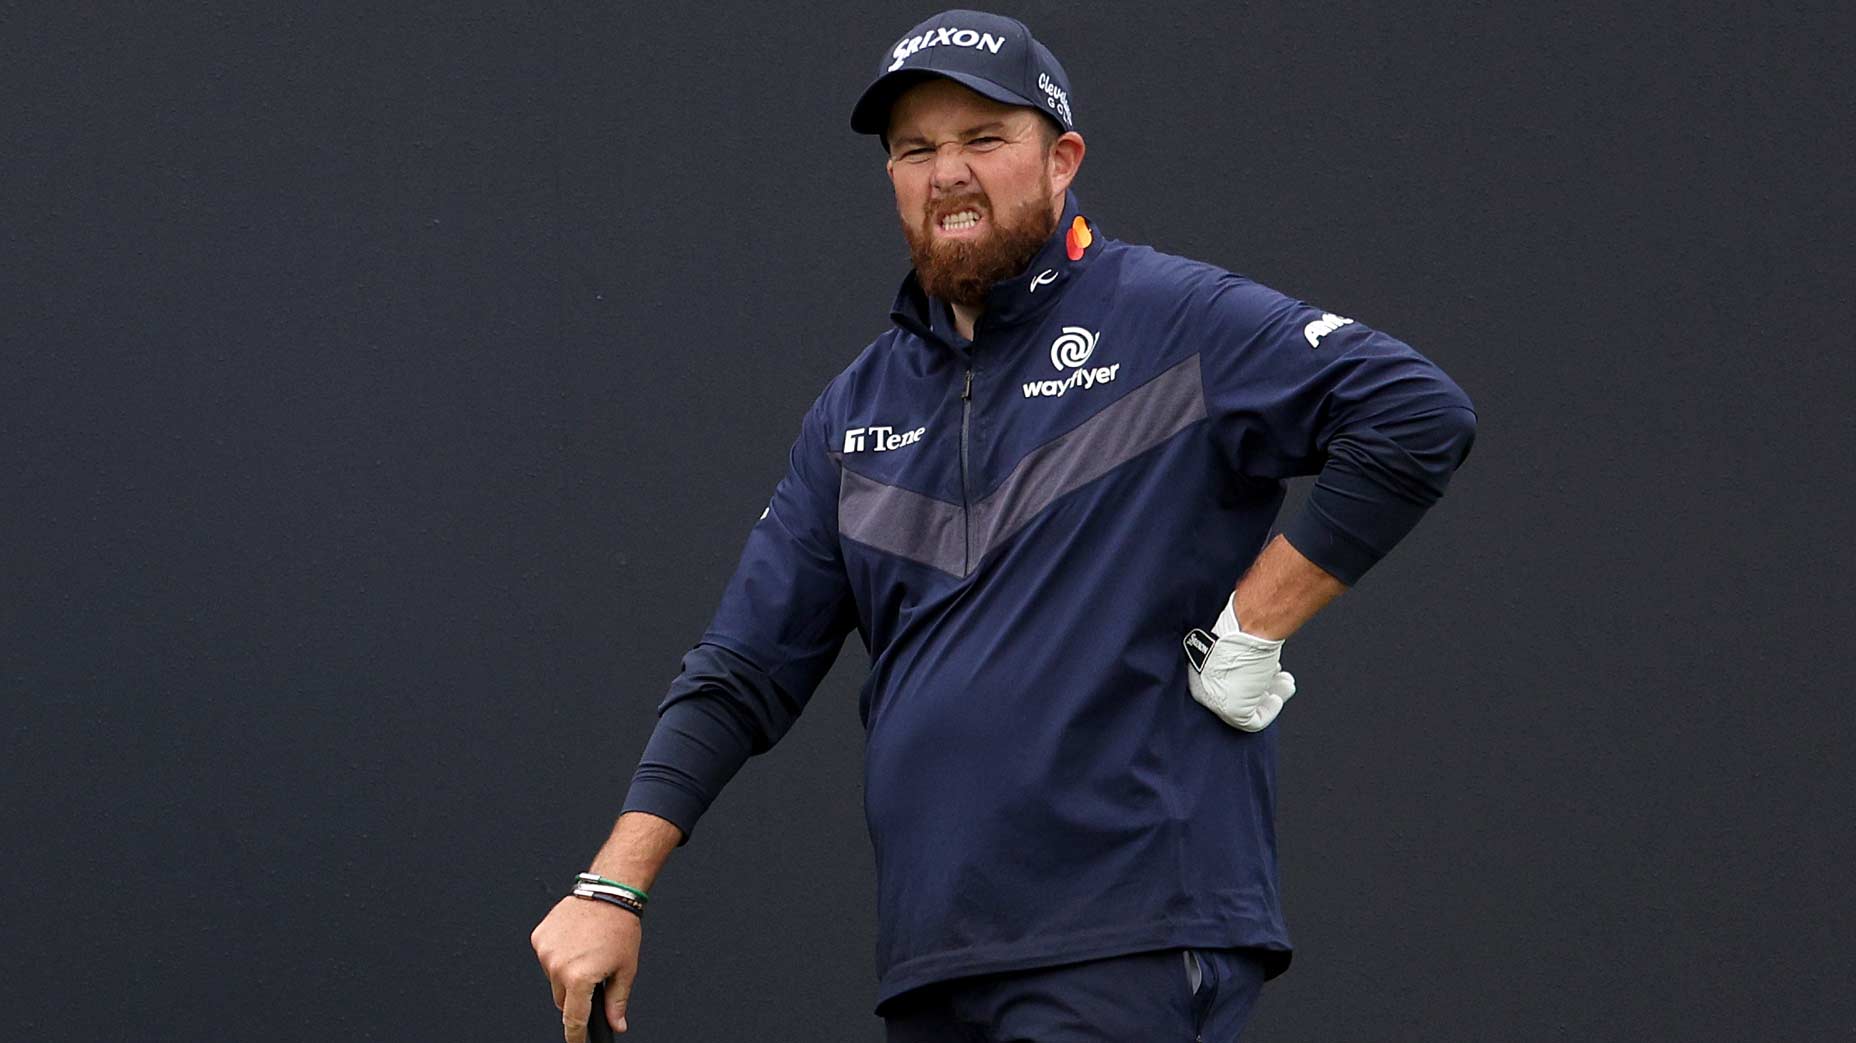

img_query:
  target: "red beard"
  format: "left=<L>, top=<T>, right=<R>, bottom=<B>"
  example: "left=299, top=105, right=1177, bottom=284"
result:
left=902, top=184, right=1058, bottom=308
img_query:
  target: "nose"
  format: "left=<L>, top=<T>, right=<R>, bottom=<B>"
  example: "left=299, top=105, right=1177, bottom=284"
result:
left=929, top=143, right=972, bottom=194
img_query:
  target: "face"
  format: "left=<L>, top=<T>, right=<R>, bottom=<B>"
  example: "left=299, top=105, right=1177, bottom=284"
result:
left=885, top=78, right=1082, bottom=307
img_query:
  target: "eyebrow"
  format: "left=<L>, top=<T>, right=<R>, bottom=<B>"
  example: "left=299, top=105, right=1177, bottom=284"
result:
left=889, top=121, right=1012, bottom=149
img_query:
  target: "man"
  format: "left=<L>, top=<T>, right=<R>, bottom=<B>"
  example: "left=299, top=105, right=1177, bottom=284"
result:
left=532, top=10, right=1477, bottom=1041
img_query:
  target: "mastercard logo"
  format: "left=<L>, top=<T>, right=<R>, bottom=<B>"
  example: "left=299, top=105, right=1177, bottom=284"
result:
left=1065, top=216, right=1093, bottom=261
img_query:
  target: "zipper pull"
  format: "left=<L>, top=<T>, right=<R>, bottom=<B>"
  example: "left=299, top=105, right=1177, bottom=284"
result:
left=962, top=369, right=973, bottom=400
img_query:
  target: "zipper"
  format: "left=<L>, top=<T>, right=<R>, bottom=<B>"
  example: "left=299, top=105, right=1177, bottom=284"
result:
left=959, top=366, right=973, bottom=573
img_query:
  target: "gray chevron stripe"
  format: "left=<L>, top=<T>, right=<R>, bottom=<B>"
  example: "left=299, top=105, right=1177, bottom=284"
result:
left=970, top=353, right=1204, bottom=565
left=838, top=468, right=967, bottom=577
left=837, top=353, right=1204, bottom=577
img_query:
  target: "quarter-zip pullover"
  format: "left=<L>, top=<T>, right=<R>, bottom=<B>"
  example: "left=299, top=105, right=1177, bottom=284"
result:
left=621, top=191, right=1478, bottom=1010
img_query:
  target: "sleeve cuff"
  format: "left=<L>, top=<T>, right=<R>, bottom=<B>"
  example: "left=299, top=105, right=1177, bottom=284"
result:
left=617, top=693, right=761, bottom=846
left=1280, top=506, right=1379, bottom=588
left=1281, top=407, right=1478, bottom=585
left=618, top=779, right=706, bottom=847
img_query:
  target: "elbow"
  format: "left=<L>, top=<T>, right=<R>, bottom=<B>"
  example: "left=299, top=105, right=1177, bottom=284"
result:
left=1439, top=402, right=1478, bottom=470
left=1415, top=372, right=1478, bottom=470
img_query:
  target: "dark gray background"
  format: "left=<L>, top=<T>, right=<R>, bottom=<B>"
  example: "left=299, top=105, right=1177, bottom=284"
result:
left=4, top=2, right=1851, bottom=1040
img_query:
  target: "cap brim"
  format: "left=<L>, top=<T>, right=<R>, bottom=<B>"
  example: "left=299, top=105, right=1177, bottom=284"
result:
left=850, top=69, right=1044, bottom=137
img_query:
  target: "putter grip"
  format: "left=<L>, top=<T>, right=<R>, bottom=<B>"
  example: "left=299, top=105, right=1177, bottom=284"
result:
left=587, top=983, right=616, bottom=1043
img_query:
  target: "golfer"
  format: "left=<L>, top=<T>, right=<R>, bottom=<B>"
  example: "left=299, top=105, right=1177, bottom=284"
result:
left=533, top=10, right=1478, bottom=1040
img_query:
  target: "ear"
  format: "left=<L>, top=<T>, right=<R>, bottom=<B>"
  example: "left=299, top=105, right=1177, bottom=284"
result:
left=1047, top=131, right=1086, bottom=195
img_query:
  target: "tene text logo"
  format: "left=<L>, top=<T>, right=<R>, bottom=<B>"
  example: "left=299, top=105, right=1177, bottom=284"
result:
left=1023, top=327, right=1120, bottom=398
left=888, top=27, right=1007, bottom=71
left=843, top=424, right=927, bottom=453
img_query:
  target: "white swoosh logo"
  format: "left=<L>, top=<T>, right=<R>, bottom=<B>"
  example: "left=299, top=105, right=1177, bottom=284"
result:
left=1029, top=269, right=1058, bottom=293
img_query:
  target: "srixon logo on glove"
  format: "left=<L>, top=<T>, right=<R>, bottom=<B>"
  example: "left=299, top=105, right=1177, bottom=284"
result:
left=1182, top=628, right=1216, bottom=673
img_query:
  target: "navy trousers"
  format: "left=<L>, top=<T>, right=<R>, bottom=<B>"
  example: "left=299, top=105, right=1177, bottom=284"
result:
left=881, top=947, right=1269, bottom=1042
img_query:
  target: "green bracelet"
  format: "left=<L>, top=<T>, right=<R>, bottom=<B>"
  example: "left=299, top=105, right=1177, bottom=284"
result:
left=575, top=872, right=649, bottom=903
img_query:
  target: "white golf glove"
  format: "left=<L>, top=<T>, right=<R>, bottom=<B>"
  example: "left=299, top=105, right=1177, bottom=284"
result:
left=1183, top=595, right=1296, bottom=732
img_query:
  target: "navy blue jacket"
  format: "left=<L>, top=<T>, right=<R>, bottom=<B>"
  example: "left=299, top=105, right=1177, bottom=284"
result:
left=621, top=192, right=1478, bottom=1010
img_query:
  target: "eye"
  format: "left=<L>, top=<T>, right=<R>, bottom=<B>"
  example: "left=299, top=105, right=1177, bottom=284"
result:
left=968, top=136, right=1004, bottom=149
left=896, top=146, right=934, bottom=162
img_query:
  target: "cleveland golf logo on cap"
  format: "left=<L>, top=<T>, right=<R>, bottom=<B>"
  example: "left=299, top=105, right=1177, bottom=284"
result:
left=887, top=26, right=1009, bottom=71
left=1037, top=72, right=1072, bottom=126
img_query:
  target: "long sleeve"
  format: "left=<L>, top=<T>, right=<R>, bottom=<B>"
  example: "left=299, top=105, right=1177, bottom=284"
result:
left=620, top=395, right=859, bottom=842
left=1198, top=276, right=1479, bottom=585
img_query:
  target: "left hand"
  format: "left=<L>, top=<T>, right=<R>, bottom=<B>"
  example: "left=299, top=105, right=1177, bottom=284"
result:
left=1183, top=595, right=1297, bottom=731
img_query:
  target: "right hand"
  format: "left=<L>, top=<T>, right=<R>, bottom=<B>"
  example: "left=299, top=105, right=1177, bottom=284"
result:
left=531, top=894, right=644, bottom=1040
left=1183, top=594, right=1296, bottom=732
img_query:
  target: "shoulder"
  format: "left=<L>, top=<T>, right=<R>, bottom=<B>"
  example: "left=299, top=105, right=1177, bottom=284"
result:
left=1095, top=239, right=1299, bottom=333
left=1100, top=239, right=1233, bottom=292
left=792, top=326, right=933, bottom=455
left=812, top=327, right=913, bottom=416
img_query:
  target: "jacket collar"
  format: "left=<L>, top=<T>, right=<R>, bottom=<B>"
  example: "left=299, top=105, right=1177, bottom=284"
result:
left=889, top=190, right=1101, bottom=351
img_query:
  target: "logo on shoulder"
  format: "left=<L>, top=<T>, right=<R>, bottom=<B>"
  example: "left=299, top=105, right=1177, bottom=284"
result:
left=1024, top=327, right=1119, bottom=399
left=1303, top=312, right=1355, bottom=349
left=843, top=424, right=926, bottom=453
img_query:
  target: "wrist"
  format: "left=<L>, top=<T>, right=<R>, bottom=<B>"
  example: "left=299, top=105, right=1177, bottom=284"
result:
left=587, top=811, right=681, bottom=893
left=1225, top=533, right=1347, bottom=641
left=585, top=861, right=658, bottom=894
left=1218, top=593, right=1283, bottom=645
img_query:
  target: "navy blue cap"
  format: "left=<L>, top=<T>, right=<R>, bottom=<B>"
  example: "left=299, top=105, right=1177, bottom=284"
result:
left=851, top=10, right=1075, bottom=138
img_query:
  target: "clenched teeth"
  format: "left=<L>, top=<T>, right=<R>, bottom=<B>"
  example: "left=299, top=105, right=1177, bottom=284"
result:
left=940, top=210, right=981, bottom=231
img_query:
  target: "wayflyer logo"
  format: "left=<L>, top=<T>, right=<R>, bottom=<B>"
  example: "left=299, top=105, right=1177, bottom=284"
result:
left=1023, top=327, right=1120, bottom=398
left=1049, top=326, right=1097, bottom=370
